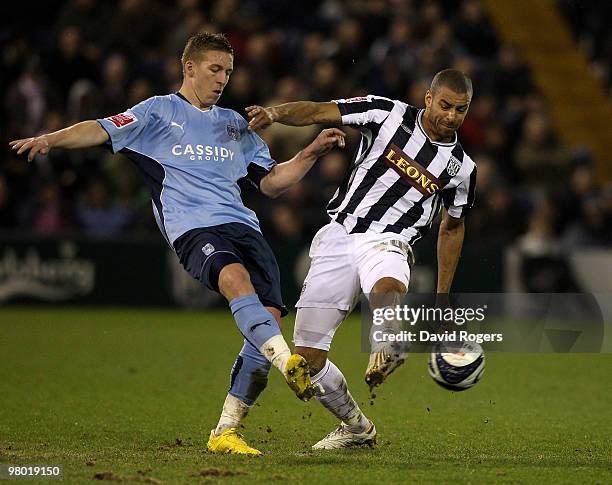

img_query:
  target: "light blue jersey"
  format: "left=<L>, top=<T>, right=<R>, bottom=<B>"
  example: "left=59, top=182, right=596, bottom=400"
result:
left=97, top=93, right=275, bottom=244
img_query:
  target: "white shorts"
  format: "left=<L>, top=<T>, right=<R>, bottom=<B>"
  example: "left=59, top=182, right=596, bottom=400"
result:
left=294, top=221, right=413, bottom=350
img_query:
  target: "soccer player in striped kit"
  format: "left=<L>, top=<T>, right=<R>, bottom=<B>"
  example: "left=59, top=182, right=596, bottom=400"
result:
left=10, top=32, right=346, bottom=455
left=247, top=69, right=477, bottom=448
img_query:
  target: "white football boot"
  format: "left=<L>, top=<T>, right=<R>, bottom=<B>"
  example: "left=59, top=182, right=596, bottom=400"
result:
left=312, top=422, right=377, bottom=450
left=365, top=344, right=407, bottom=391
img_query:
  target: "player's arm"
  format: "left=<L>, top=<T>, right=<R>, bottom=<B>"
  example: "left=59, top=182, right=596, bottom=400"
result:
left=246, top=102, right=342, bottom=130
left=9, top=121, right=110, bottom=162
left=436, top=208, right=465, bottom=294
left=260, top=128, right=345, bottom=198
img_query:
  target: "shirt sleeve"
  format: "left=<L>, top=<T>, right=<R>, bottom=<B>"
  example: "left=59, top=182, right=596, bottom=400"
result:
left=332, top=95, right=395, bottom=128
left=242, top=163, right=271, bottom=191
left=442, top=165, right=477, bottom=218
left=238, top=117, right=276, bottom=190
left=96, top=97, right=158, bottom=153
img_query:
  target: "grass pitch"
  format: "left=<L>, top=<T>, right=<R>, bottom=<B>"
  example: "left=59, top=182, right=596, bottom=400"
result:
left=1, top=307, right=611, bottom=484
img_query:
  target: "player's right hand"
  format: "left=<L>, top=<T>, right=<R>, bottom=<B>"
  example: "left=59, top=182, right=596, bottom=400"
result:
left=306, top=128, right=346, bottom=158
left=9, top=135, right=52, bottom=162
left=246, top=105, right=276, bottom=131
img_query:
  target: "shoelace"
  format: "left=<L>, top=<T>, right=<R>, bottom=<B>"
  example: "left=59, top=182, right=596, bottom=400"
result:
left=225, top=428, right=245, bottom=440
left=325, top=424, right=348, bottom=440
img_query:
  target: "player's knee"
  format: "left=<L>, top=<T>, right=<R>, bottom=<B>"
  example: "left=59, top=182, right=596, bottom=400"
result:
left=218, top=263, right=255, bottom=300
left=371, top=277, right=407, bottom=295
left=295, top=346, right=328, bottom=375
left=369, top=277, right=407, bottom=309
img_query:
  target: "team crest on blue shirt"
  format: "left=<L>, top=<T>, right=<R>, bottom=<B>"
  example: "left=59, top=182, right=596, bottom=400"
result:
left=446, top=156, right=462, bottom=177
left=227, top=124, right=240, bottom=141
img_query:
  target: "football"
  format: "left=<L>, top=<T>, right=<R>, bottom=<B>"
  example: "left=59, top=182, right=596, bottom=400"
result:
left=428, top=341, right=485, bottom=391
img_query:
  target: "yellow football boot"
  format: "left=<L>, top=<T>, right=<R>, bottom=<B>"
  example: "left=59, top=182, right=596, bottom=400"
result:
left=285, top=354, right=316, bottom=401
left=207, top=428, right=262, bottom=455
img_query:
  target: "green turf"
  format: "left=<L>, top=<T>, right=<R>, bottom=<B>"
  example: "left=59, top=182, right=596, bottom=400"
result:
left=1, top=307, right=610, bottom=484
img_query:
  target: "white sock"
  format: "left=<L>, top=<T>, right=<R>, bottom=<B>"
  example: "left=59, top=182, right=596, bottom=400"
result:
left=312, top=360, right=370, bottom=433
left=259, top=334, right=291, bottom=373
left=214, top=394, right=251, bottom=436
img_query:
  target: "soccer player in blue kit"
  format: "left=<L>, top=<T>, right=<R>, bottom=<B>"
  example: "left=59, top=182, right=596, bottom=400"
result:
left=10, top=33, right=346, bottom=455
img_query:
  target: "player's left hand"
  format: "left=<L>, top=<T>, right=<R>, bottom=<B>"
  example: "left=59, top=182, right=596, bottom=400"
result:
left=306, top=128, right=346, bottom=158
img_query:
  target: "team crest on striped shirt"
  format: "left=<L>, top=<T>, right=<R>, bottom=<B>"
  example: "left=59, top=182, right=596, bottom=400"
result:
left=446, top=156, right=462, bottom=177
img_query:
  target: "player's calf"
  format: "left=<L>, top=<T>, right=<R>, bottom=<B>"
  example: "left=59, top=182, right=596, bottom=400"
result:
left=213, top=340, right=271, bottom=438
left=218, top=263, right=315, bottom=400
left=365, top=278, right=409, bottom=390
left=295, top=346, right=328, bottom=376
left=365, top=318, right=408, bottom=390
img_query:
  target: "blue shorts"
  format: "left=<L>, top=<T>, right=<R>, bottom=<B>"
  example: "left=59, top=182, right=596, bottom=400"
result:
left=173, top=223, right=288, bottom=316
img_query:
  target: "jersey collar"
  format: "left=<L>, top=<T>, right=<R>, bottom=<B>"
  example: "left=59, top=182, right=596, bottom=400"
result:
left=174, top=92, right=215, bottom=113
left=416, top=109, right=457, bottom=147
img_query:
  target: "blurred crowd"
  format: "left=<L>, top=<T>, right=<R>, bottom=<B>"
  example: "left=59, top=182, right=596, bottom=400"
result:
left=557, top=0, right=612, bottom=94
left=1, top=0, right=611, bottom=252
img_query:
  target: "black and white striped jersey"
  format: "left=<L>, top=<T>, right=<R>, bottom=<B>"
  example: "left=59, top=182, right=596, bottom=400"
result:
left=327, top=95, right=477, bottom=245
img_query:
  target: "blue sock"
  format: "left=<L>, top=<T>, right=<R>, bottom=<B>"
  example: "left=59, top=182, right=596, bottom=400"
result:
left=229, top=294, right=281, bottom=349
left=228, top=340, right=271, bottom=406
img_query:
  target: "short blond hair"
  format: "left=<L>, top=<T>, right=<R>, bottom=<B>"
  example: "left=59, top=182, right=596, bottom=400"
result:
left=181, top=32, right=234, bottom=68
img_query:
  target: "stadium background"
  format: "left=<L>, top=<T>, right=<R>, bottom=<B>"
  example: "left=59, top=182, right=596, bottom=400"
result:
left=1, top=0, right=611, bottom=304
